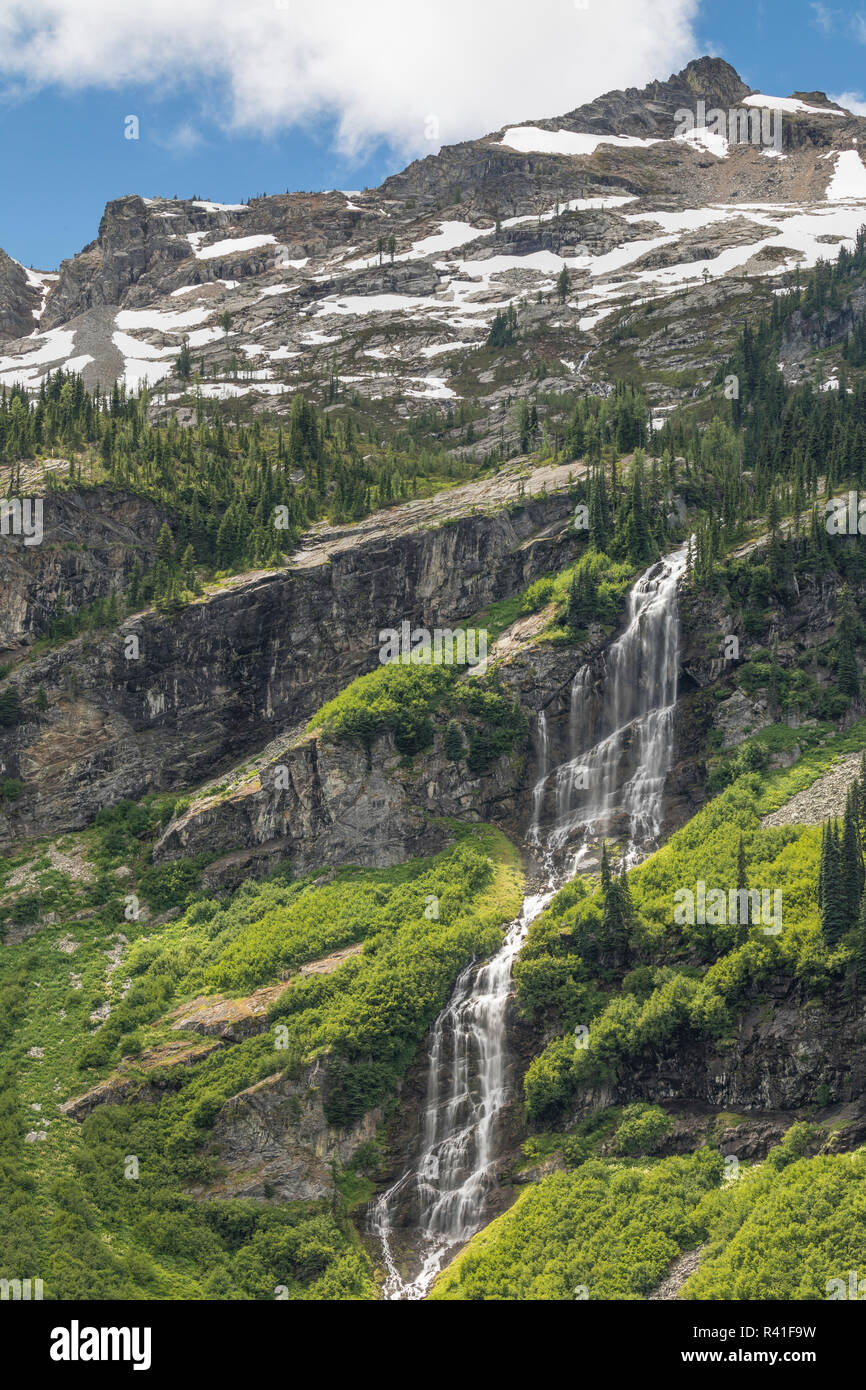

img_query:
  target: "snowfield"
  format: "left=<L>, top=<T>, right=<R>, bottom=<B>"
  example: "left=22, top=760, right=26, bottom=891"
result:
left=191, top=234, right=276, bottom=261
left=191, top=200, right=250, bottom=214
left=675, top=126, right=729, bottom=158
left=742, top=93, right=846, bottom=116
left=0, top=328, right=77, bottom=387
left=826, top=151, right=866, bottom=201
left=115, top=307, right=213, bottom=332
left=498, top=126, right=661, bottom=155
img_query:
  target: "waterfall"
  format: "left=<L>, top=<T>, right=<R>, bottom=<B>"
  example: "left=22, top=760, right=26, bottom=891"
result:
left=368, top=886, right=554, bottom=1300
left=527, top=709, right=549, bottom=841
left=369, top=546, right=685, bottom=1299
left=546, top=546, right=687, bottom=864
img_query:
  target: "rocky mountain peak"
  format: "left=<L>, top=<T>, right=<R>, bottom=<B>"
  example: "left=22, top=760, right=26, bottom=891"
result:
left=677, top=55, right=750, bottom=106
left=551, top=56, right=750, bottom=139
left=1, top=55, right=865, bottom=435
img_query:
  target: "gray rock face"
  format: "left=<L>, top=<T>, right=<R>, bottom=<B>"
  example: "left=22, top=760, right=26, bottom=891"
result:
left=43, top=196, right=243, bottom=328
left=611, top=983, right=866, bottom=1113
left=202, top=1059, right=381, bottom=1202
left=666, top=555, right=861, bottom=831
left=0, top=475, right=579, bottom=844
left=42, top=190, right=385, bottom=328
left=0, top=249, right=41, bottom=338
left=554, top=56, right=751, bottom=141
left=762, top=753, right=863, bottom=827
left=779, top=282, right=866, bottom=385
left=0, top=488, right=170, bottom=657
left=154, top=725, right=523, bottom=871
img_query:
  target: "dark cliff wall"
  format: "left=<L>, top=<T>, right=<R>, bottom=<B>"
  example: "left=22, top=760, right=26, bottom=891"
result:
left=0, top=487, right=170, bottom=656
left=0, top=490, right=578, bottom=844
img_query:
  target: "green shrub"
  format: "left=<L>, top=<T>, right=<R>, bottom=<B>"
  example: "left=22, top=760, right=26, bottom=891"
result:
left=137, top=858, right=204, bottom=912
left=309, top=662, right=455, bottom=753
left=520, top=577, right=555, bottom=613
left=309, top=663, right=527, bottom=770
left=682, top=1147, right=866, bottom=1300
left=431, top=1149, right=723, bottom=1300
left=614, top=1103, right=672, bottom=1155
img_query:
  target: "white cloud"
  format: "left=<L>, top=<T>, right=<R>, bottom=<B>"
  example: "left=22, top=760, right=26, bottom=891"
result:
left=831, top=91, right=866, bottom=115
left=809, top=2, right=836, bottom=33
left=0, top=0, right=700, bottom=155
left=155, top=122, right=205, bottom=154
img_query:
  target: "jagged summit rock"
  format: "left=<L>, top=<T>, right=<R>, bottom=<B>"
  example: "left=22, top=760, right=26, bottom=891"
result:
left=1, top=55, right=865, bottom=430
left=548, top=56, right=751, bottom=139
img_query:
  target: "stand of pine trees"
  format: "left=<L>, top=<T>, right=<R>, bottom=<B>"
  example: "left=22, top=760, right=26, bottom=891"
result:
left=487, top=304, right=518, bottom=348
left=654, top=226, right=866, bottom=600
left=817, top=756, right=866, bottom=984
left=0, top=374, right=473, bottom=619
left=580, top=842, right=633, bottom=970
left=565, top=383, right=649, bottom=461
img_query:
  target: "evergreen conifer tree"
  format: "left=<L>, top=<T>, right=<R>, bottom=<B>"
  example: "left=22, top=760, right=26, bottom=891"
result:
left=820, top=821, right=848, bottom=947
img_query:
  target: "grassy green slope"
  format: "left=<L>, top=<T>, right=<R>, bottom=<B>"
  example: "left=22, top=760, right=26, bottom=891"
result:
left=0, top=820, right=522, bottom=1299
left=430, top=730, right=866, bottom=1301
left=430, top=1138, right=866, bottom=1301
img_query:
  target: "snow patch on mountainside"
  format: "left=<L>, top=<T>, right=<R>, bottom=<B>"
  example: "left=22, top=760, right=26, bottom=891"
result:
left=119, top=359, right=175, bottom=391
left=111, top=331, right=177, bottom=362
left=0, top=328, right=77, bottom=387
left=498, top=126, right=661, bottom=155
left=115, top=307, right=213, bottom=332
left=346, top=221, right=495, bottom=270
left=15, top=265, right=59, bottom=322
left=826, top=151, right=866, bottom=201
left=501, top=195, right=636, bottom=226
left=192, top=200, right=250, bottom=213
left=742, top=93, right=846, bottom=116
left=191, top=234, right=276, bottom=261
left=675, top=126, right=729, bottom=158
left=314, top=292, right=442, bottom=316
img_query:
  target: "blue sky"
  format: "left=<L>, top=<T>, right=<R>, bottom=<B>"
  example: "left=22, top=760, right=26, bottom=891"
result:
left=0, top=89, right=397, bottom=269
left=1, top=0, right=865, bottom=272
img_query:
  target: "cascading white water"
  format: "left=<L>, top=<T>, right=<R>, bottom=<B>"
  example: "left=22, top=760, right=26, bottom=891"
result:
left=369, top=547, right=686, bottom=1299
left=546, top=546, right=687, bottom=864
left=527, top=709, right=549, bottom=839
left=369, top=886, right=554, bottom=1300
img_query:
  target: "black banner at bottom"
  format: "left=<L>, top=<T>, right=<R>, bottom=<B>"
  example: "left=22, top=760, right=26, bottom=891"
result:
left=4, top=1295, right=860, bottom=1377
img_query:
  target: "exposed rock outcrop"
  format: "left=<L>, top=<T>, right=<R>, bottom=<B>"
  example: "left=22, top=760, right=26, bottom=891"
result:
left=168, top=983, right=294, bottom=1041
left=762, top=751, right=862, bottom=826
left=200, top=1058, right=381, bottom=1202
left=0, top=472, right=580, bottom=845
left=600, top=981, right=866, bottom=1113
left=59, top=1038, right=224, bottom=1120
left=154, top=724, right=524, bottom=870
left=0, top=488, right=170, bottom=656
left=0, top=249, right=42, bottom=339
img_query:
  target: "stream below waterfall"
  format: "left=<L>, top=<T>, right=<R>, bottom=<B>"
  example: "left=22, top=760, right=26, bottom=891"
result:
left=369, top=546, right=687, bottom=1299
